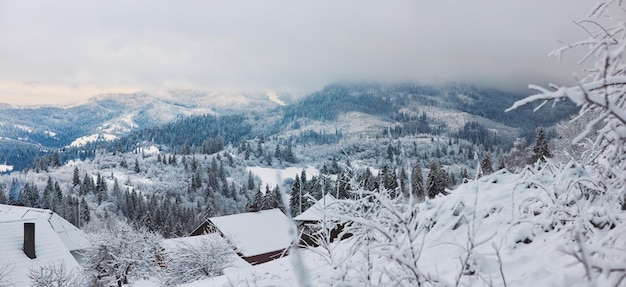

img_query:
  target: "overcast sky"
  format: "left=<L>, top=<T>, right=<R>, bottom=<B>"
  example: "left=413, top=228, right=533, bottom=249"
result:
left=0, top=1, right=593, bottom=106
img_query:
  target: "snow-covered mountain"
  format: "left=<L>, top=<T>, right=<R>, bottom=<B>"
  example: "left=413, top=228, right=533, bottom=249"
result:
left=0, top=90, right=281, bottom=148
left=0, top=83, right=576, bottom=171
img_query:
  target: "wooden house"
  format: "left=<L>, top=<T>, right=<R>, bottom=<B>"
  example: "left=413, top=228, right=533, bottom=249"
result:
left=190, top=208, right=296, bottom=265
left=293, top=194, right=348, bottom=246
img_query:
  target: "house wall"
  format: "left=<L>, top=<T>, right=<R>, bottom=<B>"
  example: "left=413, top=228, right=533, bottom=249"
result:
left=242, top=249, right=288, bottom=265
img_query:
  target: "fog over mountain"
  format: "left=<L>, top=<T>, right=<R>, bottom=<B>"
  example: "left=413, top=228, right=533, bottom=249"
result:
left=0, top=0, right=589, bottom=105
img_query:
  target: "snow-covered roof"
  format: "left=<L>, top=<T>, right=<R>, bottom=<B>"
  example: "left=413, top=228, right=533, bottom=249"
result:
left=0, top=218, right=80, bottom=286
left=293, top=194, right=338, bottom=222
left=0, top=204, right=89, bottom=251
left=209, top=209, right=295, bottom=257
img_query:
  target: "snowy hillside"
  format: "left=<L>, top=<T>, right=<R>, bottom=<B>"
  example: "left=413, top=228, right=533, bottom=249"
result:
left=183, top=161, right=626, bottom=287
left=0, top=89, right=279, bottom=150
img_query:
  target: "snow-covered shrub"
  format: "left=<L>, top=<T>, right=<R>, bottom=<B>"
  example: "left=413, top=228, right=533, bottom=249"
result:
left=552, top=110, right=601, bottom=164
left=510, top=160, right=626, bottom=285
left=161, top=235, right=234, bottom=286
left=316, top=188, right=440, bottom=287
left=81, top=218, right=163, bottom=287
left=28, top=261, right=86, bottom=287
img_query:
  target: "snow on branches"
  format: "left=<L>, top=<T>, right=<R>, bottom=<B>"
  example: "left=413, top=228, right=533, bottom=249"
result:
left=161, top=235, right=235, bottom=285
left=81, top=219, right=163, bottom=287
left=506, top=0, right=626, bottom=197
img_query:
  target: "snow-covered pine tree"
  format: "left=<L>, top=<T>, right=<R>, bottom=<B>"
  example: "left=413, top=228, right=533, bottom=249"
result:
left=134, top=158, right=141, bottom=173
left=42, top=176, right=54, bottom=209
left=9, top=178, right=20, bottom=204
left=72, top=167, right=80, bottom=187
left=272, top=185, right=285, bottom=212
left=248, top=189, right=264, bottom=212
left=497, top=158, right=505, bottom=170
left=79, top=197, right=91, bottom=227
left=426, top=160, right=447, bottom=199
left=480, top=156, right=494, bottom=176
left=260, top=184, right=278, bottom=210
left=530, top=129, right=551, bottom=163
left=96, top=173, right=108, bottom=205
left=0, top=183, right=6, bottom=204
left=289, top=174, right=303, bottom=216
left=410, top=159, right=425, bottom=202
left=21, top=183, right=39, bottom=208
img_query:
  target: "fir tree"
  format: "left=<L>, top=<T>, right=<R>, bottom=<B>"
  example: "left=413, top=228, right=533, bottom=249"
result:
left=336, top=173, right=352, bottom=199
left=274, top=145, right=282, bottom=163
left=79, top=197, right=91, bottom=227
left=21, top=183, right=39, bottom=208
left=289, top=174, right=303, bottom=216
left=497, top=158, right=506, bottom=170
left=260, top=185, right=277, bottom=210
left=531, top=129, right=552, bottom=163
left=9, top=178, right=20, bottom=204
left=134, top=158, right=141, bottom=173
left=53, top=182, right=63, bottom=210
left=411, top=160, right=425, bottom=202
left=96, top=173, right=108, bottom=205
left=467, top=145, right=475, bottom=160
left=480, top=156, right=494, bottom=176
left=426, top=160, right=447, bottom=199
left=42, top=176, right=54, bottom=209
left=380, top=165, right=398, bottom=192
left=248, top=189, right=264, bottom=212
left=113, top=178, right=123, bottom=214
left=247, top=171, right=256, bottom=190
left=0, top=183, right=6, bottom=204
left=284, top=143, right=295, bottom=163
left=72, top=167, right=81, bottom=186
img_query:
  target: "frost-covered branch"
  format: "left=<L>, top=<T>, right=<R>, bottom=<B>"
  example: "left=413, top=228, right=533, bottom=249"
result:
left=28, top=261, right=86, bottom=287
left=161, top=236, right=234, bottom=286
left=506, top=0, right=626, bottom=197
left=81, top=218, right=163, bottom=287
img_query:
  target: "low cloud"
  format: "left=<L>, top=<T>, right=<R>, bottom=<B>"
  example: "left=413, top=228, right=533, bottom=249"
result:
left=0, top=0, right=593, bottom=105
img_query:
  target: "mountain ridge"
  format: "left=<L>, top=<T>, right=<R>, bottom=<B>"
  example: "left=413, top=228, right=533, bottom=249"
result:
left=0, top=83, right=576, bottom=171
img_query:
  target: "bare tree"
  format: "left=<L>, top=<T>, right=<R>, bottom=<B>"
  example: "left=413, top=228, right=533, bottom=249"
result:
left=28, top=261, right=86, bottom=287
left=82, top=219, right=163, bottom=287
left=161, top=235, right=234, bottom=285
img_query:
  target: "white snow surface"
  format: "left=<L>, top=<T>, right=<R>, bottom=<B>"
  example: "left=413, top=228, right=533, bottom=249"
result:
left=247, top=166, right=318, bottom=190
left=0, top=164, right=13, bottom=173
left=208, top=209, right=295, bottom=257
left=293, top=194, right=338, bottom=222
left=0, top=204, right=90, bottom=251
left=69, top=133, right=117, bottom=147
left=136, top=145, right=160, bottom=155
